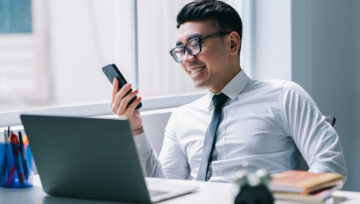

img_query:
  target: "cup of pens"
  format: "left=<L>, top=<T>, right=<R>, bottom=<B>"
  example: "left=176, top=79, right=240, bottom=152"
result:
left=0, top=128, right=33, bottom=188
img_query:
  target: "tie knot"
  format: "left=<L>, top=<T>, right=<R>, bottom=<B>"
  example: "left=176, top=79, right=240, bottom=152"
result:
left=212, top=93, right=228, bottom=109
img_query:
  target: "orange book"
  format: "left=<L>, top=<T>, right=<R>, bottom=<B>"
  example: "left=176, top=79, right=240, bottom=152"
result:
left=270, top=170, right=343, bottom=195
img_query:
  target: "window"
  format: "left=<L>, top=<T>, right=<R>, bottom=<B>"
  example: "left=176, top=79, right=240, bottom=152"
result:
left=0, top=0, right=244, bottom=114
left=0, top=0, right=49, bottom=112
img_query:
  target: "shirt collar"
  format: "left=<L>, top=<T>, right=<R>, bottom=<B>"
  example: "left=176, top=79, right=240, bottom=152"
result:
left=207, top=70, right=250, bottom=110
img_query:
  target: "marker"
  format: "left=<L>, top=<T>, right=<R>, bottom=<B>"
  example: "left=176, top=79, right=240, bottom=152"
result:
left=10, top=133, right=25, bottom=184
left=19, top=131, right=29, bottom=180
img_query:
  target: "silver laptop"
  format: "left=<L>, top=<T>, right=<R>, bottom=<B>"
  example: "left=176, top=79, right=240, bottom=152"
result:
left=21, top=114, right=197, bottom=203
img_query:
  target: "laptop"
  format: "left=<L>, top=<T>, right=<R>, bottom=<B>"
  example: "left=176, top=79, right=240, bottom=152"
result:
left=21, top=114, right=197, bottom=203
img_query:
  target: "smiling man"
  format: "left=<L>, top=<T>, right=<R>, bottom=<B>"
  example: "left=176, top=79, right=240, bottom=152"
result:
left=111, top=0, right=347, bottom=182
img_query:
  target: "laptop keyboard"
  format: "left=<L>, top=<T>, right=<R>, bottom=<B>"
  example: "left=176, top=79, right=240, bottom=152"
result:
left=149, top=190, right=168, bottom=197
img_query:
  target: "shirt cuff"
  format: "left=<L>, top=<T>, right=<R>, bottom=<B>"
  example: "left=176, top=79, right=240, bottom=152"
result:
left=308, top=162, right=347, bottom=179
left=133, top=131, right=153, bottom=156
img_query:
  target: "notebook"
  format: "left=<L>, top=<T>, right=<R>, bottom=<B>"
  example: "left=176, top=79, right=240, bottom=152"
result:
left=21, top=114, right=197, bottom=203
left=270, top=170, right=343, bottom=194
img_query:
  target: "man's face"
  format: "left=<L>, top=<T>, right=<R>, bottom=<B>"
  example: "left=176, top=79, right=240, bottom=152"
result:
left=176, top=20, right=230, bottom=92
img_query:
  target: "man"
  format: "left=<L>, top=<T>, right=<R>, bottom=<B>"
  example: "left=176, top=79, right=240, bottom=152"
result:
left=111, top=0, right=346, bottom=182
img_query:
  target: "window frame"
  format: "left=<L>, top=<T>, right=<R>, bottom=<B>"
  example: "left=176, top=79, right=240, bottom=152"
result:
left=0, top=92, right=206, bottom=127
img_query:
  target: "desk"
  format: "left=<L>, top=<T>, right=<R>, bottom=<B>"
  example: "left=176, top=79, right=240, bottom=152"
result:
left=0, top=175, right=360, bottom=204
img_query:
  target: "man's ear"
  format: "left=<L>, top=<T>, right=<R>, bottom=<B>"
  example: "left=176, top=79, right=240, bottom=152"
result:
left=230, top=39, right=237, bottom=49
left=227, top=31, right=241, bottom=55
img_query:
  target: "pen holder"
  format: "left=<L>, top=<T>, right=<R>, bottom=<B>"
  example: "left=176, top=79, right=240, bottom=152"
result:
left=0, top=140, right=34, bottom=188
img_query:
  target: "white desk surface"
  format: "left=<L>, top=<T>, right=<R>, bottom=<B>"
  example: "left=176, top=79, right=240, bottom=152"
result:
left=0, top=175, right=359, bottom=204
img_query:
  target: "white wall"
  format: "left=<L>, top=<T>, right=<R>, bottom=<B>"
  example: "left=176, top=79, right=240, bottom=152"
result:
left=252, top=0, right=292, bottom=81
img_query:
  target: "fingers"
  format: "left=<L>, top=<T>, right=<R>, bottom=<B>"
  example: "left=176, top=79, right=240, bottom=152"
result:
left=111, top=82, right=142, bottom=117
left=117, top=89, right=139, bottom=114
left=111, top=83, right=132, bottom=113
left=125, top=96, right=142, bottom=115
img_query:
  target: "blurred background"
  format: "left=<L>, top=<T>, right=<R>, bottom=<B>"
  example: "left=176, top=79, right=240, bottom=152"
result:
left=0, top=0, right=241, bottom=112
left=0, top=0, right=359, bottom=191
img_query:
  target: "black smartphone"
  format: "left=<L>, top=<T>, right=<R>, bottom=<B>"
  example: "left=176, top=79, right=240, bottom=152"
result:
left=102, top=64, right=142, bottom=109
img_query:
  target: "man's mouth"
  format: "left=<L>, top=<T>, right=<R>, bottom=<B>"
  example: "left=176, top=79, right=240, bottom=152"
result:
left=189, top=66, right=206, bottom=76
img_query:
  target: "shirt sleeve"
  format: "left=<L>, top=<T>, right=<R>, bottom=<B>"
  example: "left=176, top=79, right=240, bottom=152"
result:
left=133, top=132, right=165, bottom=178
left=281, top=81, right=347, bottom=178
left=134, top=111, right=190, bottom=179
left=158, top=111, right=190, bottom=179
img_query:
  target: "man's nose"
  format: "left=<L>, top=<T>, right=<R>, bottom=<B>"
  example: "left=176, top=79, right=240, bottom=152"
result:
left=183, top=50, right=195, bottom=63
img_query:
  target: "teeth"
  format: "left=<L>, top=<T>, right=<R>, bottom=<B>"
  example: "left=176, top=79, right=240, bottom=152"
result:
left=190, top=66, right=205, bottom=75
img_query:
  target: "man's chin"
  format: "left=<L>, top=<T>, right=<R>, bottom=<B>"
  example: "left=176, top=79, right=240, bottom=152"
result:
left=193, top=81, right=208, bottom=89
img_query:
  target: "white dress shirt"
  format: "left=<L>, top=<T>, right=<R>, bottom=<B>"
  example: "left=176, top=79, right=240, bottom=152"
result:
left=134, top=70, right=347, bottom=182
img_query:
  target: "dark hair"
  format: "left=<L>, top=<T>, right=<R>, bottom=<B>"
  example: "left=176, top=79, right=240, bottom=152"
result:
left=177, top=0, right=243, bottom=53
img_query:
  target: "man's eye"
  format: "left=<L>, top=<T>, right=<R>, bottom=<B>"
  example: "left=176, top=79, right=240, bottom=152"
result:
left=191, top=43, right=199, bottom=48
left=187, top=40, right=198, bottom=49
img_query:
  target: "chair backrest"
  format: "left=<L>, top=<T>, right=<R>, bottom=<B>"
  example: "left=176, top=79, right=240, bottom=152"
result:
left=296, top=115, right=336, bottom=170
left=325, top=115, right=336, bottom=126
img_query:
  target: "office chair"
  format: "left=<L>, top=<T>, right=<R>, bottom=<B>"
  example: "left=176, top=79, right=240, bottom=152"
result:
left=325, top=115, right=336, bottom=127
left=296, top=115, right=336, bottom=170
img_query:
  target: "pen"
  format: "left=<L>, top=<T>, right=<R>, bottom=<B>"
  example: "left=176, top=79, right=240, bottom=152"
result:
left=4, top=128, right=16, bottom=186
left=10, top=133, right=25, bottom=184
left=19, top=131, right=29, bottom=180
left=5, top=165, right=17, bottom=186
left=4, top=129, right=13, bottom=177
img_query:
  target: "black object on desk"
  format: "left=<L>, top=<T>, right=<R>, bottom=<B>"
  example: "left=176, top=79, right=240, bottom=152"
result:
left=234, top=169, right=274, bottom=204
left=234, top=185, right=274, bottom=204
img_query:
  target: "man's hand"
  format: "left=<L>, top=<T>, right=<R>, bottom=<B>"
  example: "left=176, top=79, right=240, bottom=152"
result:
left=111, top=78, right=144, bottom=136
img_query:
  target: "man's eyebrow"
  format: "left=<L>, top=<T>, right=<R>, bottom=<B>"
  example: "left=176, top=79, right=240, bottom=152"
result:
left=176, top=33, right=202, bottom=46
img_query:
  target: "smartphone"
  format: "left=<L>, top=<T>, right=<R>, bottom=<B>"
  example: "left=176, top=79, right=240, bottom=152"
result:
left=102, top=64, right=142, bottom=109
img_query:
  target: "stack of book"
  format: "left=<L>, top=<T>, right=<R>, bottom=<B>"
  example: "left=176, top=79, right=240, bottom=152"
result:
left=270, top=170, right=344, bottom=203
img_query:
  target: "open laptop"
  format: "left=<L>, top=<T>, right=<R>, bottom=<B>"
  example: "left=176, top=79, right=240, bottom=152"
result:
left=21, top=114, right=197, bottom=203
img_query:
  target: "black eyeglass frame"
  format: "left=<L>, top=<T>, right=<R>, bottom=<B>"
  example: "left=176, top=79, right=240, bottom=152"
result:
left=169, top=31, right=231, bottom=63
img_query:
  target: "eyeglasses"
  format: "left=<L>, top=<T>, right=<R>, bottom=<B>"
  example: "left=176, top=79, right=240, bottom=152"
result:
left=169, top=31, right=231, bottom=63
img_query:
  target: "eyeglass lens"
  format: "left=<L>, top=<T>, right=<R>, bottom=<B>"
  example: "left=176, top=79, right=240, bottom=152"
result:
left=172, top=39, right=201, bottom=62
